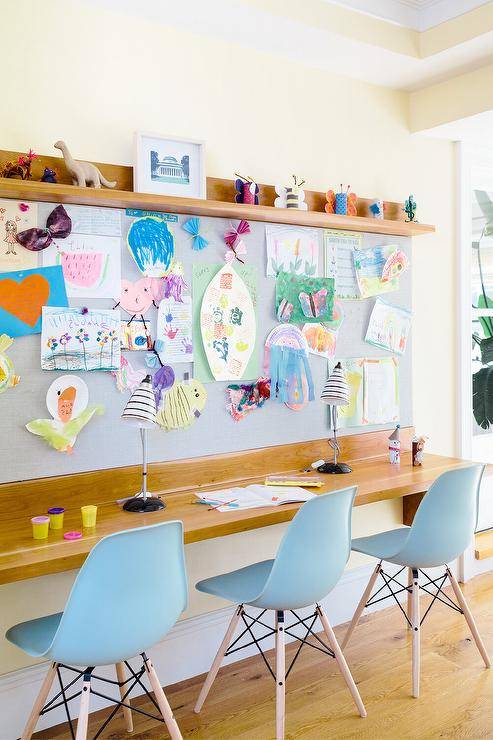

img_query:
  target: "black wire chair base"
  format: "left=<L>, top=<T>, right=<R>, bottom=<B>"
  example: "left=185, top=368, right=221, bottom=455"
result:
left=39, top=653, right=163, bottom=740
left=365, top=566, right=463, bottom=628
left=224, top=606, right=335, bottom=684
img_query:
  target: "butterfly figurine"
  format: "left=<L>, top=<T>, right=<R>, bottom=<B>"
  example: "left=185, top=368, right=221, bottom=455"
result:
left=325, top=187, right=357, bottom=216
left=224, top=219, right=250, bottom=264
left=298, top=289, right=329, bottom=319
left=234, top=174, right=259, bottom=205
left=274, top=175, right=307, bottom=210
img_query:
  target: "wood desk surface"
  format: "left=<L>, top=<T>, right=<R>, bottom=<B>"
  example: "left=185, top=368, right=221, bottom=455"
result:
left=0, top=451, right=472, bottom=585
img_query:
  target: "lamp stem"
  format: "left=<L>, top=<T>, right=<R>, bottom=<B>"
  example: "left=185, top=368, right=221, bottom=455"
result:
left=141, top=427, right=148, bottom=503
left=332, top=405, right=338, bottom=465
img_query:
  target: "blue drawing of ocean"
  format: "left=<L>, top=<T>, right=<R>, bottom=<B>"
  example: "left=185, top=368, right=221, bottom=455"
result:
left=126, top=216, right=175, bottom=277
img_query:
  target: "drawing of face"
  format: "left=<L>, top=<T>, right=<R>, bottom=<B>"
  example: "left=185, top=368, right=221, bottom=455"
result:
left=119, top=278, right=155, bottom=314
left=5, top=221, right=17, bottom=235
left=57, top=385, right=76, bottom=422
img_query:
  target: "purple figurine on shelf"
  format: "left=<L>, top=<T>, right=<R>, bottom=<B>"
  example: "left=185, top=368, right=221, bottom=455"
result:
left=234, top=173, right=259, bottom=205
left=41, top=167, right=57, bottom=184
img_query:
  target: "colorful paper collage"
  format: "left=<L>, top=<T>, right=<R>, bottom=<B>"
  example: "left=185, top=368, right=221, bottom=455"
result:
left=275, top=272, right=334, bottom=324
left=0, top=266, right=68, bottom=337
left=353, top=245, right=403, bottom=299
left=120, top=319, right=152, bottom=351
left=42, top=233, right=121, bottom=299
left=324, top=230, right=362, bottom=299
left=156, top=296, right=193, bottom=363
left=365, top=298, right=412, bottom=355
left=0, top=199, right=38, bottom=272
left=41, top=307, right=120, bottom=371
left=193, top=264, right=258, bottom=383
left=266, top=225, right=319, bottom=277
left=26, top=375, right=103, bottom=453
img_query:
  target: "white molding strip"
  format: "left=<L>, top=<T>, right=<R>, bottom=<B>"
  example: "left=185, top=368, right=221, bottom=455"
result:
left=327, top=0, right=491, bottom=30
left=0, top=561, right=456, bottom=738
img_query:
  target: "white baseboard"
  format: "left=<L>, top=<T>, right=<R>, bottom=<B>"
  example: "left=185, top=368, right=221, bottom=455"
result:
left=0, top=562, right=408, bottom=739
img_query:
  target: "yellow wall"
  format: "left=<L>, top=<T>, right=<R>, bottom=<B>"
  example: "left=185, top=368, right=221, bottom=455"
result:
left=0, top=0, right=455, bottom=674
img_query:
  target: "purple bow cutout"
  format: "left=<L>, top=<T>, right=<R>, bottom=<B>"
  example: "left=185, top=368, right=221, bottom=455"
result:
left=16, top=204, right=72, bottom=251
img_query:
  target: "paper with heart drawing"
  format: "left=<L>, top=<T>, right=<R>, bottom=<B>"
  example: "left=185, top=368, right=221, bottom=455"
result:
left=0, top=199, right=38, bottom=272
left=42, top=233, right=121, bottom=299
left=0, top=266, right=68, bottom=337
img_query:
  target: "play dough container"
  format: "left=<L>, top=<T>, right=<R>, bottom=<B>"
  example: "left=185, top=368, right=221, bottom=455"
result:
left=81, top=505, right=97, bottom=528
left=31, top=515, right=50, bottom=540
left=48, top=507, right=65, bottom=530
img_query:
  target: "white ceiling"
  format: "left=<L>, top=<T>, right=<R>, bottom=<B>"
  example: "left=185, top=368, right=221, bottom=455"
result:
left=328, top=0, right=492, bottom=30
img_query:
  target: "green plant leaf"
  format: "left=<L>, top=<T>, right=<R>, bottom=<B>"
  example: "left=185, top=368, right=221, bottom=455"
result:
left=473, top=366, right=493, bottom=429
left=477, top=294, right=493, bottom=338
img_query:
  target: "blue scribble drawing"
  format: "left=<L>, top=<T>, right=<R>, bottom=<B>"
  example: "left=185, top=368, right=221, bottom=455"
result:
left=150, top=151, right=190, bottom=185
left=126, top=216, right=175, bottom=277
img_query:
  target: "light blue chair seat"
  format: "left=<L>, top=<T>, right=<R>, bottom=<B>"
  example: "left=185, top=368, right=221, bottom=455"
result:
left=194, top=487, right=367, bottom=738
left=197, top=559, right=274, bottom=604
left=6, top=521, right=187, bottom=740
left=351, top=527, right=410, bottom=563
left=6, top=613, right=63, bottom=658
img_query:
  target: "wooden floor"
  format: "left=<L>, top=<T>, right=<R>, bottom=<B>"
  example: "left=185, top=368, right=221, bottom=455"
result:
left=34, top=571, right=493, bottom=739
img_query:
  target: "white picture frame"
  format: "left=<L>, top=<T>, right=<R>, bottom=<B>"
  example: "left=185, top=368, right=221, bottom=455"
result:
left=134, top=131, right=206, bottom=199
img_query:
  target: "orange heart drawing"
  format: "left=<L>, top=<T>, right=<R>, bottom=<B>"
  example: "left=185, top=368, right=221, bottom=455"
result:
left=0, top=274, right=50, bottom=327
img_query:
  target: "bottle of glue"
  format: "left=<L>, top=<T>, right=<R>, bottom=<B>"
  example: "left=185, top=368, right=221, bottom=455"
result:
left=388, top=424, right=400, bottom=464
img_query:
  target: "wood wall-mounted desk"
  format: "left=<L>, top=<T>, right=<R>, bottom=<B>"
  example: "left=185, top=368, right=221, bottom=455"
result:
left=0, top=429, right=478, bottom=585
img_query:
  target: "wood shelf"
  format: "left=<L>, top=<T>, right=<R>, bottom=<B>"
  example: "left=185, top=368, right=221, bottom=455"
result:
left=0, top=178, right=435, bottom=237
left=475, top=529, right=493, bottom=560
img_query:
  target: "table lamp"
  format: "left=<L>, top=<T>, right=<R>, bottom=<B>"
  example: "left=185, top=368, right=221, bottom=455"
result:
left=318, top=362, right=352, bottom=474
left=121, top=374, right=165, bottom=512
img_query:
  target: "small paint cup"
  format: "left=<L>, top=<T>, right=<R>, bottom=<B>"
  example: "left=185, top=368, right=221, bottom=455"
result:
left=31, top=515, right=50, bottom=540
left=81, top=505, right=97, bottom=528
left=48, top=507, right=65, bottom=530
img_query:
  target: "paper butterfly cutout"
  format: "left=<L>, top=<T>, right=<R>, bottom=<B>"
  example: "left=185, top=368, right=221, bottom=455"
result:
left=235, top=177, right=259, bottom=205
left=224, top=219, right=250, bottom=264
left=16, top=205, right=72, bottom=251
left=277, top=298, right=293, bottom=323
left=381, top=249, right=409, bottom=282
left=299, top=289, right=329, bottom=319
left=182, top=217, right=209, bottom=251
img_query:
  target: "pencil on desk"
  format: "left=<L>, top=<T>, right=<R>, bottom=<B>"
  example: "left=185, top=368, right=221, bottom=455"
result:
left=208, top=499, right=238, bottom=511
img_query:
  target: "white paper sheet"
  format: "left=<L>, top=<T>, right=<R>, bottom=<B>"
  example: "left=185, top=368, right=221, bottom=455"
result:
left=64, top=205, right=122, bottom=236
left=266, top=224, right=319, bottom=277
left=324, top=230, right=362, bottom=299
left=156, top=296, right=193, bottom=363
left=365, top=298, right=412, bottom=355
left=363, top=357, right=399, bottom=424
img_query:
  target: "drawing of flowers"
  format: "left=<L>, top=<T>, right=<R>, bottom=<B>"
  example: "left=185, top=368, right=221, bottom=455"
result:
left=47, top=337, right=59, bottom=369
left=59, top=333, right=72, bottom=369
left=96, top=330, right=109, bottom=368
left=107, top=329, right=118, bottom=368
left=75, top=328, right=90, bottom=370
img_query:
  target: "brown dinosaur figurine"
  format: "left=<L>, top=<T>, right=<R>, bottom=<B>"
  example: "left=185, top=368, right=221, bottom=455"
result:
left=54, top=140, right=117, bottom=188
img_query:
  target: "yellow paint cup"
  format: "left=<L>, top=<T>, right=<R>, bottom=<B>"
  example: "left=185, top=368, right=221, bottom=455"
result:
left=31, top=515, right=50, bottom=540
left=48, top=507, right=65, bottom=530
left=81, top=505, right=97, bottom=528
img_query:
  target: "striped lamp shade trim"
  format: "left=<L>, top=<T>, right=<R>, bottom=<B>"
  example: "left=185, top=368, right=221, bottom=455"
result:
left=320, top=363, right=349, bottom=406
left=122, top=375, right=157, bottom=425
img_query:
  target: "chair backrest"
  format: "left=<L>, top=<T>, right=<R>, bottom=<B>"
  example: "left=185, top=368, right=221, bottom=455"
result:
left=49, top=520, right=187, bottom=665
left=253, top=486, right=356, bottom=610
left=394, top=464, right=484, bottom=568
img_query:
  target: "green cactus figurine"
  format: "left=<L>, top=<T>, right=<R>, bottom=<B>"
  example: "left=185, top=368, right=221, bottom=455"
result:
left=403, top=194, right=417, bottom=222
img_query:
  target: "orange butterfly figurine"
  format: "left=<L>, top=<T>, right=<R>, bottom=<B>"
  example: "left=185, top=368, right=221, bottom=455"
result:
left=325, top=186, right=357, bottom=216
left=325, top=190, right=336, bottom=214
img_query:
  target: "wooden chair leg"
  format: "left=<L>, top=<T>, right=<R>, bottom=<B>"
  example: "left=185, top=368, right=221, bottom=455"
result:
left=317, top=606, right=367, bottom=718
left=447, top=567, right=491, bottom=668
left=411, top=569, right=420, bottom=698
left=144, top=656, right=182, bottom=740
left=342, top=561, right=381, bottom=649
left=115, top=662, right=133, bottom=732
left=194, top=604, right=244, bottom=713
left=407, top=567, right=413, bottom=629
left=21, top=662, right=57, bottom=740
left=75, top=673, right=92, bottom=740
left=275, top=610, right=286, bottom=740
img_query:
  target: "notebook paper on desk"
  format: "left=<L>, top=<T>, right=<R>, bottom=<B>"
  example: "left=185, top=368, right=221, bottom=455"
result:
left=195, top=485, right=316, bottom=512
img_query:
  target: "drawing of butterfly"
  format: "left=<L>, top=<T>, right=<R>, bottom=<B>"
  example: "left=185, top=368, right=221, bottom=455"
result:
left=299, top=289, right=330, bottom=319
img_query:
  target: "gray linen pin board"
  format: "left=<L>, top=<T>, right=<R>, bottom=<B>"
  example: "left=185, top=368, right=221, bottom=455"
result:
left=1, top=202, right=412, bottom=483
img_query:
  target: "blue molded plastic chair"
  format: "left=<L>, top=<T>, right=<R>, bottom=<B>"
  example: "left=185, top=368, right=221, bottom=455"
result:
left=6, top=521, right=187, bottom=740
left=342, top=465, right=490, bottom=698
left=194, top=487, right=366, bottom=740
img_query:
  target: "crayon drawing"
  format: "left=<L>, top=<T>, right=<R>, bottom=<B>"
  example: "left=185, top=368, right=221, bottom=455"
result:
left=266, top=225, right=319, bottom=277
left=41, top=307, right=120, bottom=371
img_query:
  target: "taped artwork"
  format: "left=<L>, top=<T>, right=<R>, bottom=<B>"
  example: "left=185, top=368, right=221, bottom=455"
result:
left=0, top=198, right=38, bottom=271
left=265, top=224, right=319, bottom=277
left=199, top=264, right=257, bottom=381
left=120, top=319, right=152, bottom=351
left=365, top=298, right=411, bottom=355
left=275, top=272, right=334, bottom=324
left=0, top=266, right=68, bottom=337
left=302, top=323, right=337, bottom=359
left=353, top=245, right=407, bottom=299
left=156, top=296, right=193, bottom=363
left=26, top=375, right=104, bottom=453
left=156, top=378, right=207, bottom=431
left=41, top=307, right=120, bottom=371
left=363, top=357, right=399, bottom=424
left=264, top=324, right=314, bottom=411
left=226, top=377, right=270, bottom=421
left=127, top=216, right=175, bottom=276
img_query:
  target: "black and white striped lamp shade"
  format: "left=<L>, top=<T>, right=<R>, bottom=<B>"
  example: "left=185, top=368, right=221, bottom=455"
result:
left=121, top=374, right=157, bottom=428
left=320, top=363, right=350, bottom=406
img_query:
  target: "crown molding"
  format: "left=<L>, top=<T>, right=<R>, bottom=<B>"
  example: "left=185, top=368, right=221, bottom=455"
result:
left=328, top=0, right=491, bottom=30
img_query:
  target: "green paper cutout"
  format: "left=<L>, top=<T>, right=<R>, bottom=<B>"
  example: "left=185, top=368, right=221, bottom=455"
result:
left=275, top=272, right=334, bottom=324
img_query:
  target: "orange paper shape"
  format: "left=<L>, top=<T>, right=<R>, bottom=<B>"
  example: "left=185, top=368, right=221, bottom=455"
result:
left=0, top=273, right=50, bottom=327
